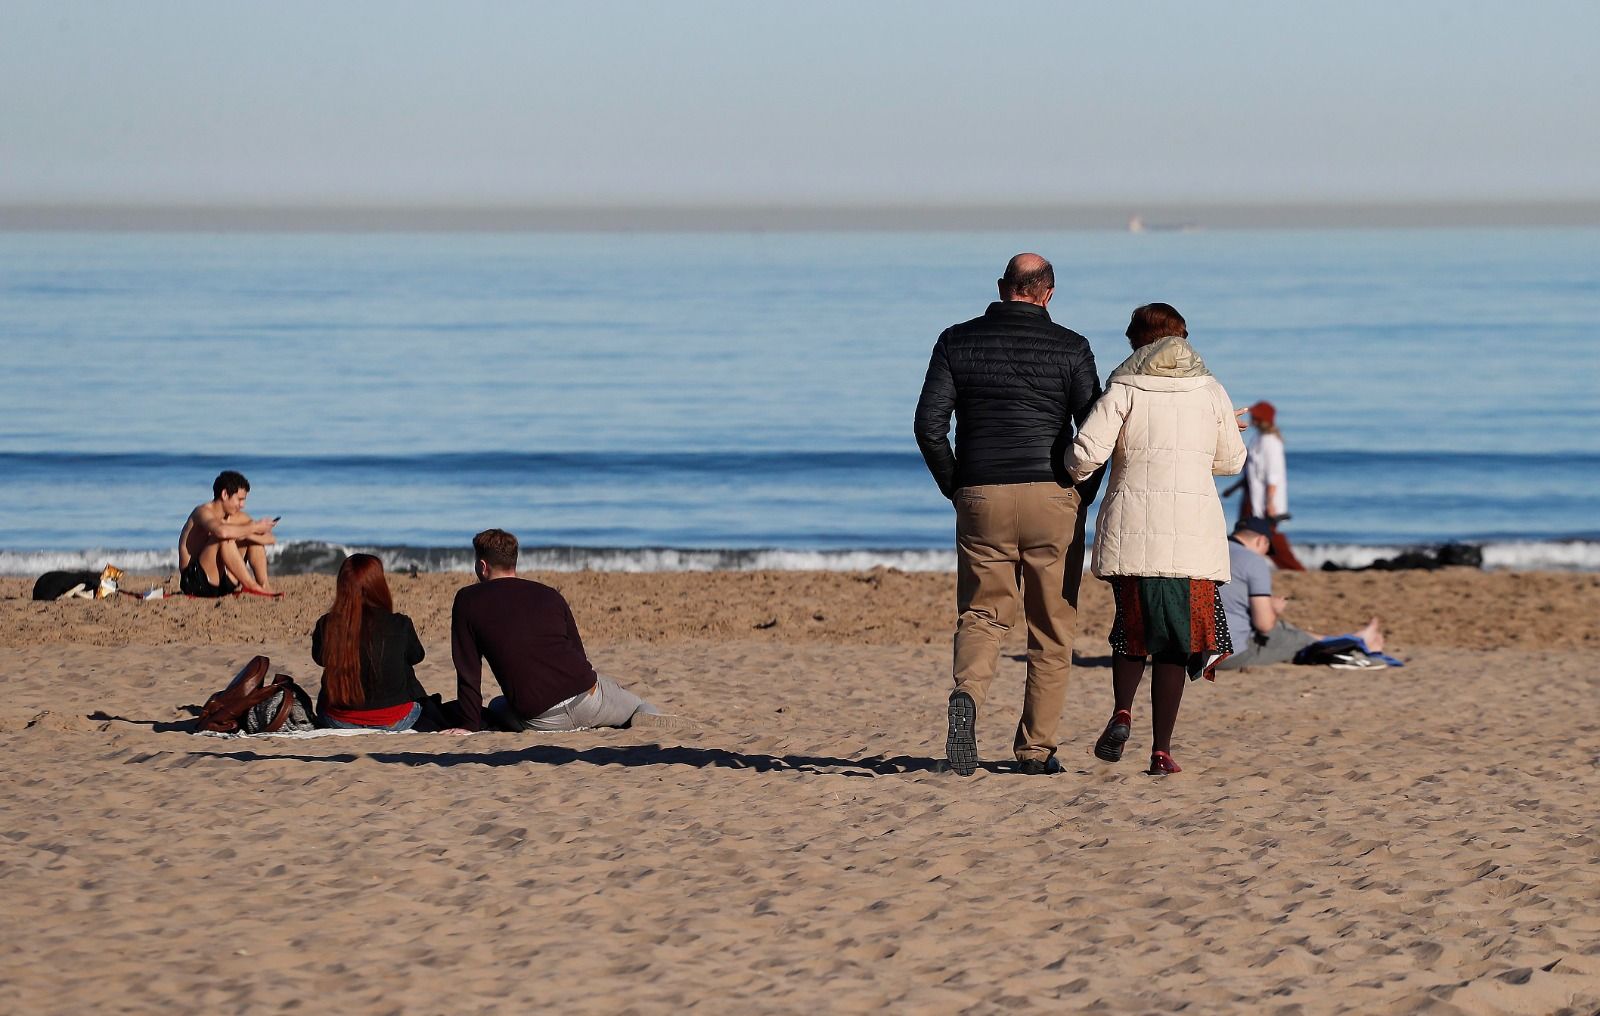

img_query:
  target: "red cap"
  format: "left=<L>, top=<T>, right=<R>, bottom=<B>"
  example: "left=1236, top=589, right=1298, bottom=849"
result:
left=1249, top=401, right=1276, bottom=425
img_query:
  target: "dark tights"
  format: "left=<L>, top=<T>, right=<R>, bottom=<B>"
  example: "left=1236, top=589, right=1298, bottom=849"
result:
left=1112, top=651, right=1187, bottom=754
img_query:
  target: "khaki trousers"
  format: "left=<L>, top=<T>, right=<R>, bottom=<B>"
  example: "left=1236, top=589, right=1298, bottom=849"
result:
left=951, top=482, right=1087, bottom=761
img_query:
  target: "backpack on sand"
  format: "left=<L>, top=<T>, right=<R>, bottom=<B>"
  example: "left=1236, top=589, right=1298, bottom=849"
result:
left=195, top=655, right=319, bottom=734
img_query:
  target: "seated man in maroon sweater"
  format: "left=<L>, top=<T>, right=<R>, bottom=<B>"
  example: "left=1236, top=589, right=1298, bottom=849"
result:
left=451, top=528, right=663, bottom=732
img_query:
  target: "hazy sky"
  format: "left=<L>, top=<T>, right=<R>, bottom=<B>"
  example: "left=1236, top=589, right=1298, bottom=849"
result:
left=4, top=0, right=1597, bottom=205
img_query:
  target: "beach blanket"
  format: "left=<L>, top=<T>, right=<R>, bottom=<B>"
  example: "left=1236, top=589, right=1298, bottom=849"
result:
left=196, top=727, right=419, bottom=740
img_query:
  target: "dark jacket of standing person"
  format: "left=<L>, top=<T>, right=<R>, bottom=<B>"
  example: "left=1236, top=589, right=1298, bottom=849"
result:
left=919, top=254, right=1105, bottom=776
left=914, top=300, right=1102, bottom=497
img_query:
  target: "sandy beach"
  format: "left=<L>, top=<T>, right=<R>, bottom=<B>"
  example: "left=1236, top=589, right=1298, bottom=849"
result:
left=1, top=567, right=1597, bottom=1014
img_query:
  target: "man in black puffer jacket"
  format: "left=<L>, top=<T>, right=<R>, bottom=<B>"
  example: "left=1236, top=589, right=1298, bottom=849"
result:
left=915, top=253, right=1102, bottom=777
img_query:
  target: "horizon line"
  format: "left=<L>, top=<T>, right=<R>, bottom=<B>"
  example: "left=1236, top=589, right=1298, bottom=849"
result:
left=4, top=199, right=1599, bottom=232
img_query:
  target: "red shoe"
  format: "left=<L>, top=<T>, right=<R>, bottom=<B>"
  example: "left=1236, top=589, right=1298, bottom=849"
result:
left=1147, top=750, right=1182, bottom=775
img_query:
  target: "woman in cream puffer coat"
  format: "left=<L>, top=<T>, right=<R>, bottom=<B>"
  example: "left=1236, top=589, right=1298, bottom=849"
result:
left=1066, top=303, right=1247, bottom=775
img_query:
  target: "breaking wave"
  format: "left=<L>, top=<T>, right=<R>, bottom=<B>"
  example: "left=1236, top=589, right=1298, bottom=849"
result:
left=5, top=538, right=1600, bottom=576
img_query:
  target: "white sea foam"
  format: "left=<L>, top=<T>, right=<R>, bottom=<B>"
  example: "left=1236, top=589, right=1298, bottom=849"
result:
left=0, top=548, right=180, bottom=575
left=1297, top=540, right=1600, bottom=572
left=1293, top=544, right=1412, bottom=571
left=515, top=547, right=961, bottom=573
left=4, top=540, right=1598, bottom=576
left=1478, top=540, right=1600, bottom=571
left=0, top=544, right=295, bottom=577
left=344, top=545, right=961, bottom=574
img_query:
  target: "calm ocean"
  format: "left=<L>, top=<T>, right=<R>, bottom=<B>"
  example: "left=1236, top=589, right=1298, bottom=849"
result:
left=2, top=229, right=1597, bottom=574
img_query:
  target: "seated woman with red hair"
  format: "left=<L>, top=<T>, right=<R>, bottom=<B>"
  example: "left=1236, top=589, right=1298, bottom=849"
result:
left=312, top=554, right=440, bottom=731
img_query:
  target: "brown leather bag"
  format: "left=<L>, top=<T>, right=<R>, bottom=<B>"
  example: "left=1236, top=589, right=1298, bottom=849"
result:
left=195, top=656, right=311, bottom=734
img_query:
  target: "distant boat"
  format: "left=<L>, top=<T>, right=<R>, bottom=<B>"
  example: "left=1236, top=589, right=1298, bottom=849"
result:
left=1128, top=214, right=1202, bottom=233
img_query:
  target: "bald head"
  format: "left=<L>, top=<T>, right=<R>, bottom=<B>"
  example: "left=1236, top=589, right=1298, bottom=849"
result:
left=999, top=253, right=1055, bottom=305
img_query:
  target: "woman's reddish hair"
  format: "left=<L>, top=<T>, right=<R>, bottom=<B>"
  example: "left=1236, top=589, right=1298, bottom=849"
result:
left=320, top=553, right=393, bottom=708
left=1125, top=302, right=1188, bottom=348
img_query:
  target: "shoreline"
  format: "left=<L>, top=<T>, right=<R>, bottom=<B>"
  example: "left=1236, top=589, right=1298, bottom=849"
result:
left=6, top=533, right=1600, bottom=577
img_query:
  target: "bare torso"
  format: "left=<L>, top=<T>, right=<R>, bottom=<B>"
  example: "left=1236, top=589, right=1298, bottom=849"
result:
left=179, top=499, right=268, bottom=587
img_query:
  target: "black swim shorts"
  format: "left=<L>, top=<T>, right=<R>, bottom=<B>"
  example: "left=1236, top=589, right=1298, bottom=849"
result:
left=180, top=558, right=237, bottom=598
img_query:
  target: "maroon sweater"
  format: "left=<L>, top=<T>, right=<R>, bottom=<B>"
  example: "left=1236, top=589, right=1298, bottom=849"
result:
left=450, top=577, right=598, bottom=731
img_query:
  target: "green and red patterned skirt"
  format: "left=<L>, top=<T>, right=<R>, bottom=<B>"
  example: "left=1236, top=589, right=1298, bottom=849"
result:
left=1108, top=576, right=1233, bottom=680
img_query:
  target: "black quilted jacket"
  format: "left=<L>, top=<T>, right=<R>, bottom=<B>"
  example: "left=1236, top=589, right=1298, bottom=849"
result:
left=914, top=301, right=1102, bottom=498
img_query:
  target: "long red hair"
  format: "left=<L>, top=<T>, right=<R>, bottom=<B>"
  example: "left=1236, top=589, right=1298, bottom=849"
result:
left=320, top=554, right=394, bottom=708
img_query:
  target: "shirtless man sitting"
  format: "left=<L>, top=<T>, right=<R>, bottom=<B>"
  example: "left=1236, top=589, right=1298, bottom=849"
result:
left=177, top=470, right=278, bottom=597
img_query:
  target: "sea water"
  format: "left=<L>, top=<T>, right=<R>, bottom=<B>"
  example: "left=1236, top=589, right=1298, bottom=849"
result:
left=1, top=228, right=1596, bottom=574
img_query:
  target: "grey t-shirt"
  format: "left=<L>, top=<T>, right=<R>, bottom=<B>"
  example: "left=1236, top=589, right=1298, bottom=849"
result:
left=1222, top=539, right=1274, bottom=642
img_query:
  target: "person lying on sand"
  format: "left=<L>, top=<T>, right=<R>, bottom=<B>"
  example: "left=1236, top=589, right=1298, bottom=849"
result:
left=451, top=528, right=672, bottom=732
left=177, top=470, right=278, bottom=597
left=1214, top=518, right=1384, bottom=670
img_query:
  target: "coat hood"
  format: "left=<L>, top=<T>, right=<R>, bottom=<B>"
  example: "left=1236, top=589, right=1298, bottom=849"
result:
left=1107, top=335, right=1214, bottom=392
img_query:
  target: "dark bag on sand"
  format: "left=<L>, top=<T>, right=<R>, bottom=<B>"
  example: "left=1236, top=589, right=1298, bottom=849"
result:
left=1292, top=636, right=1395, bottom=670
left=1293, top=636, right=1366, bottom=667
left=1320, top=542, right=1483, bottom=572
left=241, top=679, right=317, bottom=734
left=195, top=656, right=318, bottom=735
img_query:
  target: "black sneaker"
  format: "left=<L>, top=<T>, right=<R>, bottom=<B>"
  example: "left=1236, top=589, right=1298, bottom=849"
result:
left=1093, top=709, right=1133, bottom=763
left=1016, top=755, right=1063, bottom=775
left=945, top=692, right=978, bottom=776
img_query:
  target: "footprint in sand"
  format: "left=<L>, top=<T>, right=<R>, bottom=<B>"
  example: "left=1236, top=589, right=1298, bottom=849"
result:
left=20, top=711, right=111, bottom=733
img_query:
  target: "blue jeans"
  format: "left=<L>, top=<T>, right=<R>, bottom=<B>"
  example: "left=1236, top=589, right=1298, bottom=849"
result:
left=319, top=701, right=422, bottom=731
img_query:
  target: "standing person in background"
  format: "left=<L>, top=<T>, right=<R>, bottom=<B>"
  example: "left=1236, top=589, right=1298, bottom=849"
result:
left=915, top=253, right=1102, bottom=777
left=1241, top=401, right=1304, bottom=570
left=1066, top=303, right=1247, bottom=776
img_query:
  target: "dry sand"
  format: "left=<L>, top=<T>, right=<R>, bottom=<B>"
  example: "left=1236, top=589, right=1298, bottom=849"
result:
left=1, top=568, right=1597, bottom=1014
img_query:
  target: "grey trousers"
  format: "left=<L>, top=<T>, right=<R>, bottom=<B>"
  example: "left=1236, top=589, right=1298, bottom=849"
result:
left=1214, top=619, right=1316, bottom=669
left=517, top=674, right=657, bottom=731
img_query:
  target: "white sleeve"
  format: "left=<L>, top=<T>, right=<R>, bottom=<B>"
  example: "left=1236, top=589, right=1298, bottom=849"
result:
left=1264, top=435, right=1287, bottom=487
left=1066, top=385, right=1130, bottom=481
left=1210, top=384, right=1247, bottom=475
left=1263, top=434, right=1288, bottom=513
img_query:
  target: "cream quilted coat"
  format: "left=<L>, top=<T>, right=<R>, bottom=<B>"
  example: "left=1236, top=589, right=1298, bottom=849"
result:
left=1066, top=335, right=1247, bottom=581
